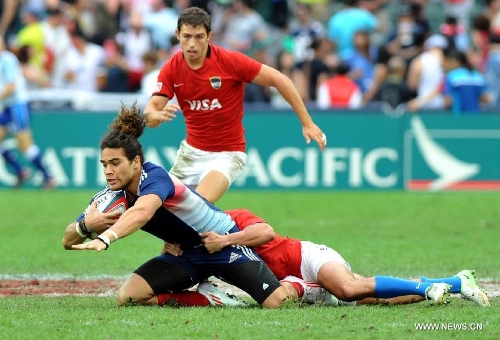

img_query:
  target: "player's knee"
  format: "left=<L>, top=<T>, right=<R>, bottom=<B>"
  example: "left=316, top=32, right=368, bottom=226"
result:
left=117, top=274, right=152, bottom=306
left=337, top=283, right=363, bottom=301
left=117, top=286, right=132, bottom=306
left=260, top=286, right=290, bottom=308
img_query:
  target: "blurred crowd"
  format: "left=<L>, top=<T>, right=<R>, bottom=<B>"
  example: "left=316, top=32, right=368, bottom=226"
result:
left=1, top=0, right=499, bottom=113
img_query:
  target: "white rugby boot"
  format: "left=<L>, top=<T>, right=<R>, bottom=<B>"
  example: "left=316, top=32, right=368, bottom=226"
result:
left=455, top=270, right=490, bottom=307
left=425, top=282, right=452, bottom=304
left=196, top=281, right=247, bottom=307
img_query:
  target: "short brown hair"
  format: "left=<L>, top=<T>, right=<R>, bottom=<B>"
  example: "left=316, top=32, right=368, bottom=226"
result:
left=177, top=7, right=211, bottom=34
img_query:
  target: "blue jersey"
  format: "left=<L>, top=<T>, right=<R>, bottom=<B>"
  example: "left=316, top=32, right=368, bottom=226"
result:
left=78, top=162, right=236, bottom=247
left=0, top=50, right=29, bottom=107
left=443, top=67, right=486, bottom=114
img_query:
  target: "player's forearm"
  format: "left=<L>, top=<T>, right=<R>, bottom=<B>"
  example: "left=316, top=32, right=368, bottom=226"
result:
left=62, top=222, right=87, bottom=250
left=106, top=208, right=150, bottom=241
left=276, top=75, right=314, bottom=126
left=224, top=223, right=275, bottom=247
left=143, top=102, right=162, bottom=127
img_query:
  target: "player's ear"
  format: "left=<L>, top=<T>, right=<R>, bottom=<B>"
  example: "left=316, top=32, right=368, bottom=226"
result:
left=133, top=156, right=141, bottom=169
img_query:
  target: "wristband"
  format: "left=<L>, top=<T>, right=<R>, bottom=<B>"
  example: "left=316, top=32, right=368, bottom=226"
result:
left=79, top=217, right=91, bottom=234
left=96, top=235, right=110, bottom=250
left=105, top=229, right=119, bottom=242
left=75, top=222, right=87, bottom=238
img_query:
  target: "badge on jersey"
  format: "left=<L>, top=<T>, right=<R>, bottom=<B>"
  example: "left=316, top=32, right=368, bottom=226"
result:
left=154, top=82, right=162, bottom=92
left=209, top=76, right=222, bottom=90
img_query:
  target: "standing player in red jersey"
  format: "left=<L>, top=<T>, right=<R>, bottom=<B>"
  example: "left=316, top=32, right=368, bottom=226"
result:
left=143, top=7, right=327, bottom=203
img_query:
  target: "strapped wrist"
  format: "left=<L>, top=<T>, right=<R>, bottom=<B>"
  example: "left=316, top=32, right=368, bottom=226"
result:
left=96, top=235, right=110, bottom=250
left=75, top=221, right=88, bottom=238
left=79, top=217, right=91, bottom=234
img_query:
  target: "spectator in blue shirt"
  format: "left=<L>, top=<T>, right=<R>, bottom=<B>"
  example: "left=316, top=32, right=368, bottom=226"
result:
left=442, top=48, right=489, bottom=114
left=485, top=33, right=500, bottom=107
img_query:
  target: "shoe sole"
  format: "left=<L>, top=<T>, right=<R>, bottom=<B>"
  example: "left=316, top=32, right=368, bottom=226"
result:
left=459, top=270, right=491, bottom=307
left=462, top=289, right=491, bottom=307
left=441, top=285, right=451, bottom=304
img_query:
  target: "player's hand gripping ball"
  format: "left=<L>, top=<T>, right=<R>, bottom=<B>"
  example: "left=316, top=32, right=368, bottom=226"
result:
left=88, top=191, right=128, bottom=239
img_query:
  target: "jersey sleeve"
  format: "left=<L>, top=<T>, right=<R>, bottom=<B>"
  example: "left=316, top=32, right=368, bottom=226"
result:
left=153, top=58, right=175, bottom=99
left=226, top=209, right=266, bottom=231
left=138, top=165, right=175, bottom=203
left=223, top=49, right=262, bottom=82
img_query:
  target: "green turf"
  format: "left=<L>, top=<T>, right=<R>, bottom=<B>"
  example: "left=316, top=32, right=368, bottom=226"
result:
left=0, top=189, right=498, bottom=339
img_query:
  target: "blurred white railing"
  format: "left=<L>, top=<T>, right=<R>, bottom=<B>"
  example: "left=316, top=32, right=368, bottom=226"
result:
left=28, top=89, right=151, bottom=112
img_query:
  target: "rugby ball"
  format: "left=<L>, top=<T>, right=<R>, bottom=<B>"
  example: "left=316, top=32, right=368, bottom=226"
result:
left=95, top=191, right=128, bottom=214
left=88, top=191, right=128, bottom=239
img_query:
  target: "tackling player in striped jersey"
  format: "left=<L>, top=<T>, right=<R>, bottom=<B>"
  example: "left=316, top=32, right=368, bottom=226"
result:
left=63, top=103, right=292, bottom=308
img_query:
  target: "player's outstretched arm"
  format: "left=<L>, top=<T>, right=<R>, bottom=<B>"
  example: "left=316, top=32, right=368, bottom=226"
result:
left=72, top=194, right=162, bottom=252
left=252, top=65, right=327, bottom=150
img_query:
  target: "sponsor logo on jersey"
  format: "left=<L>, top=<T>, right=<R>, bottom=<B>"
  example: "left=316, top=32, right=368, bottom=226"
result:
left=185, top=99, right=222, bottom=110
left=154, top=82, right=162, bottom=92
left=229, top=252, right=242, bottom=263
left=209, top=76, right=221, bottom=89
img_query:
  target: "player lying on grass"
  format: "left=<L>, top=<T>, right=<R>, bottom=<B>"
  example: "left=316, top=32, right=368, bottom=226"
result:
left=62, top=102, right=298, bottom=308
left=162, top=208, right=490, bottom=308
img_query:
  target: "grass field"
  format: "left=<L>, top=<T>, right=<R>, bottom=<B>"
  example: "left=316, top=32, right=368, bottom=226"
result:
left=0, top=189, right=498, bottom=340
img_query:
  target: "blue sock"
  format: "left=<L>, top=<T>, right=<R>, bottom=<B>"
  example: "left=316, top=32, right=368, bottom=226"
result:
left=1, top=148, right=23, bottom=175
left=420, top=275, right=461, bottom=294
left=374, top=276, right=432, bottom=298
left=30, top=154, right=51, bottom=180
left=25, top=146, right=51, bottom=181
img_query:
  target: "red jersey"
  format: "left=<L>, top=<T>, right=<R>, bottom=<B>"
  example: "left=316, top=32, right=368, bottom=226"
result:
left=226, top=208, right=303, bottom=280
left=154, top=45, right=262, bottom=152
left=326, top=75, right=360, bottom=108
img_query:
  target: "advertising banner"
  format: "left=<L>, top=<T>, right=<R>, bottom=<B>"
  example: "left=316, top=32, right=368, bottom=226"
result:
left=0, top=111, right=498, bottom=191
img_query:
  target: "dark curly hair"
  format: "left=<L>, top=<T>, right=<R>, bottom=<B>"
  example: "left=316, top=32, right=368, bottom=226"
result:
left=100, top=102, right=146, bottom=165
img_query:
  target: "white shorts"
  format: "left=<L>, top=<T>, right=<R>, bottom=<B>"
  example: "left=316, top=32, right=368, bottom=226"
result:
left=169, top=140, right=247, bottom=187
left=299, top=241, right=351, bottom=282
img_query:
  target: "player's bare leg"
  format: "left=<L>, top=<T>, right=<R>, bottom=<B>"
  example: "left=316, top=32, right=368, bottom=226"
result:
left=195, top=170, right=230, bottom=203
left=15, top=129, right=35, bottom=152
left=118, top=273, right=157, bottom=306
left=317, top=262, right=376, bottom=301
left=261, top=286, right=293, bottom=308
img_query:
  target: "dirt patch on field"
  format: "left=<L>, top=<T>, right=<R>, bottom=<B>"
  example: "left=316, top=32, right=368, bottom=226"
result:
left=0, top=278, right=499, bottom=300
left=0, top=278, right=122, bottom=296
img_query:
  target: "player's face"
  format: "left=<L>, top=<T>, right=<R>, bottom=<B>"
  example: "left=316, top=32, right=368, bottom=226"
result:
left=176, top=24, right=212, bottom=65
left=100, top=148, right=139, bottom=191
